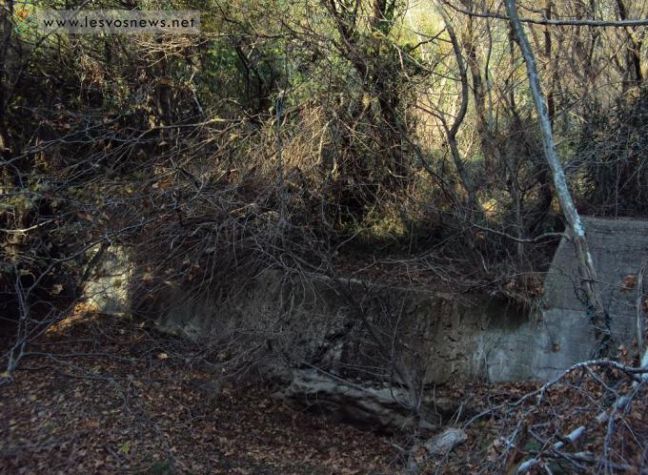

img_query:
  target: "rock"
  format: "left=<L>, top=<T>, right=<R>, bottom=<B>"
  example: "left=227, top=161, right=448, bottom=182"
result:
left=423, top=428, right=467, bottom=456
left=83, top=245, right=133, bottom=315
left=277, top=369, right=438, bottom=432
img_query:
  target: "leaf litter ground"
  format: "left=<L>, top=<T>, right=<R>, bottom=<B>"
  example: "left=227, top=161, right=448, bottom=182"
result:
left=1, top=312, right=646, bottom=474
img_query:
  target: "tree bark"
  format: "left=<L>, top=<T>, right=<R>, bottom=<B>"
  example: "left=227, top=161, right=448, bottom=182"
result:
left=504, top=0, right=611, bottom=356
left=615, top=0, right=644, bottom=90
left=438, top=8, right=482, bottom=219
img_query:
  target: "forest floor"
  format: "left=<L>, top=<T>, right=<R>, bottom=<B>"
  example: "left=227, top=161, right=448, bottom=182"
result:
left=1, top=312, right=395, bottom=474
left=1, top=311, right=646, bottom=474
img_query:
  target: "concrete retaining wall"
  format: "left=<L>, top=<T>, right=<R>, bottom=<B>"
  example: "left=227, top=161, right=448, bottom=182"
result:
left=84, top=217, right=648, bottom=383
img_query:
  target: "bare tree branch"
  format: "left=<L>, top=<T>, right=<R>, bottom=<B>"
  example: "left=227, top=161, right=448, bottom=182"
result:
left=441, top=0, right=648, bottom=27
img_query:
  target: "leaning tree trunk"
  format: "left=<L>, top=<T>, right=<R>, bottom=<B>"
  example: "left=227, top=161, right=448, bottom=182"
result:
left=504, top=0, right=611, bottom=356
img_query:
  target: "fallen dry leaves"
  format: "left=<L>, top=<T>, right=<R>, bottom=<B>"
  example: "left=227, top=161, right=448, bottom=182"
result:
left=1, top=313, right=646, bottom=474
left=1, top=314, right=396, bottom=475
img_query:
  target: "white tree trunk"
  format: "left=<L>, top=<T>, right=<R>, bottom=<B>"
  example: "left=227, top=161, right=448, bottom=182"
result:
left=504, top=0, right=611, bottom=355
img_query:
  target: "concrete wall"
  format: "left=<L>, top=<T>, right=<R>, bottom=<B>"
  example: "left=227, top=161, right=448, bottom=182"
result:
left=149, top=270, right=538, bottom=383
left=85, top=217, right=648, bottom=383
left=517, top=217, right=648, bottom=380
